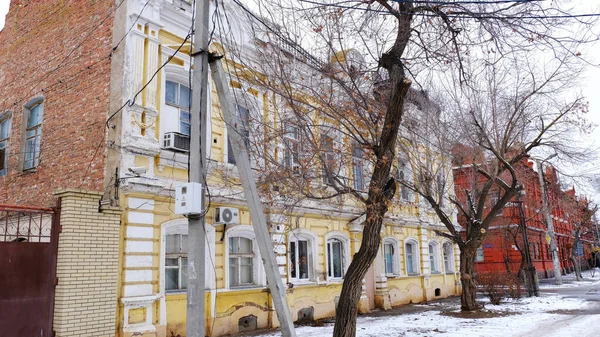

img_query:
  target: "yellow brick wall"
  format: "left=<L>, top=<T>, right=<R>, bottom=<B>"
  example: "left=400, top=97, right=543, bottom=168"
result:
left=53, top=189, right=121, bottom=337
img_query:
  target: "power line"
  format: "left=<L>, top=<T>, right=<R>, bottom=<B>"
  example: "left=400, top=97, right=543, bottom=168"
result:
left=105, top=33, right=192, bottom=128
left=3, top=0, right=127, bottom=109
left=295, top=0, right=600, bottom=19
left=112, top=0, right=152, bottom=53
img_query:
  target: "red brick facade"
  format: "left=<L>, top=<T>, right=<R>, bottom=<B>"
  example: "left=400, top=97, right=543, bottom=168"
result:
left=0, top=0, right=115, bottom=206
left=453, top=159, right=596, bottom=278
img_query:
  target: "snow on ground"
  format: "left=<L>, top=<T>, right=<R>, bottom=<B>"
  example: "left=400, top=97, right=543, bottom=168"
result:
left=257, top=275, right=600, bottom=337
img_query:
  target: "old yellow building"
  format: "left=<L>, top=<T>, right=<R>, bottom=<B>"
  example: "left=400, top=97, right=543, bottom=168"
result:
left=108, top=2, right=461, bottom=337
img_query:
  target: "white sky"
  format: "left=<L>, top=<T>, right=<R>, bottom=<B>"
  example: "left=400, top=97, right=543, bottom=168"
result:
left=0, top=0, right=9, bottom=31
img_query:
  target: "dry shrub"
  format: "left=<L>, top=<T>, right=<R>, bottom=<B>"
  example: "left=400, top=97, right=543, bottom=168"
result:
left=477, top=272, right=522, bottom=305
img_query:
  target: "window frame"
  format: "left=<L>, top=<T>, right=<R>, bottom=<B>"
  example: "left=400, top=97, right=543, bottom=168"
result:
left=0, top=113, right=11, bottom=176
left=282, top=123, right=301, bottom=171
left=442, top=242, right=455, bottom=273
left=382, top=237, right=400, bottom=277
left=226, top=104, right=251, bottom=165
left=288, top=229, right=317, bottom=283
left=428, top=241, right=441, bottom=274
left=160, top=220, right=216, bottom=295
left=397, top=156, right=412, bottom=202
left=325, top=232, right=350, bottom=281
left=352, top=141, right=365, bottom=191
left=22, top=100, right=44, bottom=171
left=165, top=233, right=188, bottom=291
left=225, top=225, right=265, bottom=289
left=404, top=239, right=420, bottom=275
left=165, top=80, right=192, bottom=136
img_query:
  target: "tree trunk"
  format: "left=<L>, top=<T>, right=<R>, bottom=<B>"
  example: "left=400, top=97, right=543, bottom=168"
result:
left=572, top=229, right=583, bottom=281
left=332, top=204, right=386, bottom=337
left=459, top=246, right=480, bottom=311
left=571, top=255, right=582, bottom=281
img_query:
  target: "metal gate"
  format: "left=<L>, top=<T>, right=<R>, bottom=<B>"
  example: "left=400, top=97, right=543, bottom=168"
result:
left=0, top=204, right=59, bottom=337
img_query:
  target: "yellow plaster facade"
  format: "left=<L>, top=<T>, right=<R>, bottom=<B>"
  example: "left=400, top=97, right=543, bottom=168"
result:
left=113, top=2, right=461, bottom=337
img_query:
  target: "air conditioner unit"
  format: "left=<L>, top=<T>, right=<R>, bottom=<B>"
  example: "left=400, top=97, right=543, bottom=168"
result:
left=215, top=207, right=240, bottom=225
left=163, top=132, right=190, bottom=152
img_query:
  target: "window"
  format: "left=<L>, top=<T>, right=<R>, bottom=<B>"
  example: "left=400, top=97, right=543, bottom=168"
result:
left=321, top=134, right=336, bottom=185
left=327, top=238, right=344, bottom=279
left=405, top=240, right=419, bottom=275
left=229, top=236, right=255, bottom=287
left=227, top=105, right=250, bottom=165
left=443, top=242, right=454, bottom=272
left=165, top=233, right=188, bottom=291
left=429, top=242, right=440, bottom=273
left=476, top=246, right=485, bottom=262
left=165, top=80, right=191, bottom=136
left=0, top=115, right=11, bottom=176
left=162, top=221, right=215, bottom=293
left=283, top=124, right=300, bottom=171
left=397, top=158, right=411, bottom=201
left=352, top=141, right=364, bottom=191
left=288, top=230, right=317, bottom=283
left=383, top=238, right=399, bottom=276
left=24, top=101, right=43, bottom=170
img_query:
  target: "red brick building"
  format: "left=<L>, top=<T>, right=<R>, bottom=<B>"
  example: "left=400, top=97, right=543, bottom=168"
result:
left=0, top=0, right=116, bottom=206
left=453, top=158, right=596, bottom=279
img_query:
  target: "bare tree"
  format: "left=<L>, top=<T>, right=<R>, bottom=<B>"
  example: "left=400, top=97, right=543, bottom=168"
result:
left=399, top=50, right=591, bottom=310
left=211, top=0, right=599, bottom=335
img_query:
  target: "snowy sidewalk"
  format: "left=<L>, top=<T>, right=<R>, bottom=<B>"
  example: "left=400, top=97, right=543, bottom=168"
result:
left=251, top=271, right=600, bottom=337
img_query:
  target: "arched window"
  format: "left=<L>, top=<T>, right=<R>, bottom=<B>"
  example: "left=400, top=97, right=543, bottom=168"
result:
left=225, top=225, right=265, bottom=288
left=288, top=229, right=317, bottom=282
left=404, top=239, right=420, bottom=275
left=429, top=241, right=440, bottom=274
left=161, top=220, right=215, bottom=292
left=382, top=237, right=400, bottom=276
left=325, top=232, right=350, bottom=280
left=443, top=242, right=455, bottom=272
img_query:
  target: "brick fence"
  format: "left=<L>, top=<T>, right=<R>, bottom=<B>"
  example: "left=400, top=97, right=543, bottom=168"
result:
left=53, top=189, right=121, bottom=337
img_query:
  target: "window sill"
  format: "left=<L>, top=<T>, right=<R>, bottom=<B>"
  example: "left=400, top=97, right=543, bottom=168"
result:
left=224, top=285, right=266, bottom=292
left=288, top=280, right=317, bottom=287
left=385, top=274, right=401, bottom=279
left=326, top=278, right=344, bottom=284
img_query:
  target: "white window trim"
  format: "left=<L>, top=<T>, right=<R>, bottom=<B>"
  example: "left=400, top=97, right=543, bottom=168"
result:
left=442, top=241, right=455, bottom=273
left=287, top=229, right=318, bottom=284
left=324, top=231, right=350, bottom=282
left=160, top=64, right=212, bottom=156
left=224, top=87, right=262, bottom=167
left=382, top=237, right=400, bottom=277
left=404, top=238, right=420, bottom=276
left=158, top=218, right=215, bottom=326
left=428, top=240, right=441, bottom=274
left=224, top=224, right=266, bottom=289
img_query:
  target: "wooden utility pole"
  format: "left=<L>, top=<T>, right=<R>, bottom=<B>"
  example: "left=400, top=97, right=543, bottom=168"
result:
left=537, top=159, right=563, bottom=285
left=209, top=56, right=297, bottom=337
left=186, top=0, right=210, bottom=335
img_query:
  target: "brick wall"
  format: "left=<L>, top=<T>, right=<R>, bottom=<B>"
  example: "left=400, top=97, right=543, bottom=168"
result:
left=0, top=0, right=116, bottom=206
left=53, top=189, right=121, bottom=337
